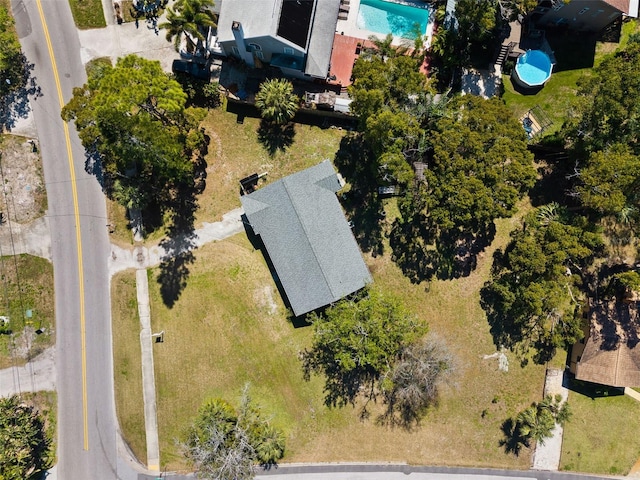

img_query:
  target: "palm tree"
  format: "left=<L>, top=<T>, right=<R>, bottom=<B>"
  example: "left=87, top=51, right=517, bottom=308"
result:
left=255, top=79, right=299, bottom=125
left=516, top=403, right=556, bottom=445
left=160, top=0, right=216, bottom=54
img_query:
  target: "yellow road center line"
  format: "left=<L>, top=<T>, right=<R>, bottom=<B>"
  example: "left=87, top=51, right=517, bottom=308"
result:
left=34, top=0, right=89, bottom=451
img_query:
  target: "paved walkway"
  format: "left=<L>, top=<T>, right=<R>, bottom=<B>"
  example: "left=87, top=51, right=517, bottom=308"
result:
left=0, top=216, right=51, bottom=260
left=136, top=269, right=160, bottom=472
left=109, top=207, right=244, bottom=275
left=531, top=368, right=569, bottom=471
left=0, top=346, right=55, bottom=396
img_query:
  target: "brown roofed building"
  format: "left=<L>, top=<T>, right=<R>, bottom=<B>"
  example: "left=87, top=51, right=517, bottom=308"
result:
left=572, top=300, right=640, bottom=387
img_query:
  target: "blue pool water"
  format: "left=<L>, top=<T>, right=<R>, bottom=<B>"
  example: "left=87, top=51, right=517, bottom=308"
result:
left=357, top=0, right=429, bottom=38
left=514, top=50, right=553, bottom=86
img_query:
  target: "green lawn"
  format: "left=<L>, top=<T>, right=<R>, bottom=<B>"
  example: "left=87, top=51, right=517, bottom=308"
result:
left=502, top=68, right=588, bottom=137
left=113, top=196, right=548, bottom=472
left=197, top=108, right=346, bottom=225
left=561, top=387, right=640, bottom=475
left=502, top=19, right=640, bottom=138
left=0, top=255, right=55, bottom=368
left=68, top=0, right=106, bottom=29
left=112, top=270, right=146, bottom=462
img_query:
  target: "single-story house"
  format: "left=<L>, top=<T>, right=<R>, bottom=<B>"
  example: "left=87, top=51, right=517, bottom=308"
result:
left=216, top=0, right=341, bottom=79
left=570, top=299, right=640, bottom=387
left=240, top=160, right=372, bottom=317
left=532, top=0, right=639, bottom=32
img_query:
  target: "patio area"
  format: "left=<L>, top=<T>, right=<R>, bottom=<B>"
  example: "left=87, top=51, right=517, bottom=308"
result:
left=328, top=34, right=376, bottom=88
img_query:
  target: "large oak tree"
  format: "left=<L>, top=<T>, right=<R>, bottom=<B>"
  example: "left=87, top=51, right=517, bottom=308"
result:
left=62, top=55, right=206, bottom=215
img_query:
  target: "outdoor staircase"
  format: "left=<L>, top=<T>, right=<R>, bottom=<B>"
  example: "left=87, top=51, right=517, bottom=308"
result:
left=495, top=41, right=516, bottom=67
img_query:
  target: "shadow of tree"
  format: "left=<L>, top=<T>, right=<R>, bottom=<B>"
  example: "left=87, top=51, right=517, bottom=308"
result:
left=154, top=142, right=209, bottom=306
left=376, top=396, right=433, bottom=432
left=301, top=347, right=377, bottom=409
left=156, top=184, right=199, bottom=308
left=333, top=134, right=385, bottom=256
left=0, top=56, right=41, bottom=132
left=390, top=204, right=496, bottom=284
left=499, top=417, right=530, bottom=456
left=257, top=120, right=295, bottom=156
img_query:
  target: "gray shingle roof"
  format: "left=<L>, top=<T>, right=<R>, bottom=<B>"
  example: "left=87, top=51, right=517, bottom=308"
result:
left=305, top=0, right=341, bottom=77
left=216, top=0, right=340, bottom=78
left=241, top=161, right=372, bottom=316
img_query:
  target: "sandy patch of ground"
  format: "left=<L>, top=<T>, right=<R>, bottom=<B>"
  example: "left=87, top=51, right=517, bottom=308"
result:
left=0, top=135, right=46, bottom=223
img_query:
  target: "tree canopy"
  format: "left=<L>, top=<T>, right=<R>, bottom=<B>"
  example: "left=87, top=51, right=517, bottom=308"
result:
left=183, top=387, right=285, bottom=480
left=160, top=0, right=216, bottom=54
left=430, top=0, right=499, bottom=81
left=570, top=40, right=640, bottom=155
left=390, top=96, right=536, bottom=282
left=0, top=5, right=26, bottom=99
left=501, top=394, right=571, bottom=455
left=481, top=205, right=604, bottom=364
left=575, top=144, right=640, bottom=222
left=302, top=288, right=428, bottom=408
left=0, top=396, right=53, bottom=480
left=62, top=55, right=206, bottom=216
left=302, top=288, right=456, bottom=425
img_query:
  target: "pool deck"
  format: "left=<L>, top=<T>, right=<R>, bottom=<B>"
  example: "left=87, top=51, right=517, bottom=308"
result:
left=328, top=34, right=376, bottom=88
left=331, top=0, right=434, bottom=87
left=336, top=0, right=434, bottom=48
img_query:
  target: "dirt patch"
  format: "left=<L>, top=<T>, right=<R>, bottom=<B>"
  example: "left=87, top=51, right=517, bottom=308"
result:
left=0, top=135, right=46, bottom=223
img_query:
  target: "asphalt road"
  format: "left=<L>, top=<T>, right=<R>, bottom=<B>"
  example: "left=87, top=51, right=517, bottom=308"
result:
left=10, top=0, right=132, bottom=478
left=138, top=464, right=616, bottom=480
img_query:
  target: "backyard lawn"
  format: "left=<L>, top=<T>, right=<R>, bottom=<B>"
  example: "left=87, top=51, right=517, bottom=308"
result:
left=560, top=385, right=640, bottom=475
left=502, top=19, right=640, bottom=138
left=113, top=197, right=549, bottom=472
left=196, top=107, right=346, bottom=225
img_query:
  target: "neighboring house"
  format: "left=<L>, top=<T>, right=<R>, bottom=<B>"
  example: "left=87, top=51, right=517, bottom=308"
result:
left=216, top=0, right=341, bottom=79
left=531, top=0, right=639, bottom=32
left=240, top=160, right=372, bottom=317
left=570, top=299, right=640, bottom=387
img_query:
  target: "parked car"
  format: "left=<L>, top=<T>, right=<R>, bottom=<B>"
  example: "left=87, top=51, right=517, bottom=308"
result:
left=171, top=59, right=210, bottom=80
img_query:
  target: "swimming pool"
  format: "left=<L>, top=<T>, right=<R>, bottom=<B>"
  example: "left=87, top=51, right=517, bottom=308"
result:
left=357, top=0, right=429, bottom=39
left=513, top=50, right=553, bottom=87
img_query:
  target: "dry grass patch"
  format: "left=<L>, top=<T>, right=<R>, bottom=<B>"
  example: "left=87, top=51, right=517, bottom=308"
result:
left=0, top=135, right=47, bottom=222
left=0, top=255, right=55, bottom=368
left=291, top=199, right=546, bottom=468
left=147, top=234, right=340, bottom=470
left=197, top=108, right=345, bottom=225
left=115, top=195, right=547, bottom=471
left=112, top=271, right=146, bottom=462
left=561, top=389, right=640, bottom=475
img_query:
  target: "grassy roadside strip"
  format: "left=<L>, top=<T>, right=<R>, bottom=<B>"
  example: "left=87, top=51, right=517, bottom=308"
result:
left=112, top=270, right=146, bottom=462
left=68, top=0, right=106, bottom=29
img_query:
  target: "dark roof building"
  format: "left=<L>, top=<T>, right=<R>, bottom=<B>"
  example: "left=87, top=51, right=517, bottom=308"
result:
left=216, top=0, right=341, bottom=79
left=241, top=161, right=372, bottom=316
left=572, top=299, right=640, bottom=387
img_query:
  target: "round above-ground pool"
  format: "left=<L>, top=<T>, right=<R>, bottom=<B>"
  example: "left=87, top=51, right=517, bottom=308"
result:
left=512, top=50, right=553, bottom=88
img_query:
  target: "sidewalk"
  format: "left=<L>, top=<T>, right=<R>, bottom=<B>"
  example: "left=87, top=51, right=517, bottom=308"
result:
left=109, top=207, right=243, bottom=275
left=125, top=207, right=244, bottom=471
left=136, top=269, right=160, bottom=472
left=531, top=368, right=569, bottom=471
